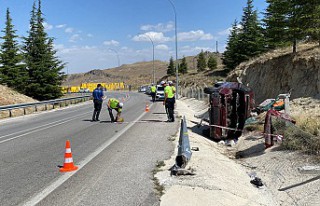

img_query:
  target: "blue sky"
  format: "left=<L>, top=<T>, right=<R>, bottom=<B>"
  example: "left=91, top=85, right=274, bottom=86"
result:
left=0, top=0, right=268, bottom=74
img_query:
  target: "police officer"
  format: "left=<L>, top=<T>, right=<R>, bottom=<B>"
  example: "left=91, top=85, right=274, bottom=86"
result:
left=163, top=81, right=175, bottom=122
left=168, top=81, right=176, bottom=104
left=150, top=83, right=157, bottom=102
left=107, top=98, right=123, bottom=122
left=92, top=84, right=105, bottom=121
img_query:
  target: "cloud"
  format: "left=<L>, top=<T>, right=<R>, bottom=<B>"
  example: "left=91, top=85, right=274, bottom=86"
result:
left=178, top=30, right=214, bottom=42
left=87, top=33, right=93, bottom=37
left=140, top=21, right=174, bottom=32
left=218, top=24, right=242, bottom=36
left=103, top=40, right=120, bottom=46
left=43, top=22, right=53, bottom=30
left=156, top=44, right=169, bottom=50
left=218, top=28, right=231, bottom=36
left=53, top=44, right=65, bottom=50
left=179, top=45, right=214, bottom=54
left=69, top=34, right=82, bottom=43
left=132, top=32, right=171, bottom=43
left=56, top=24, right=66, bottom=29
left=65, top=27, right=74, bottom=33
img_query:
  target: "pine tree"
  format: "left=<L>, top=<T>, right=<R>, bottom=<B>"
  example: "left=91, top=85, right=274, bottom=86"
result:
left=179, top=56, right=188, bottom=74
left=207, top=54, right=217, bottom=70
left=197, top=50, right=207, bottom=72
left=0, top=8, right=27, bottom=92
left=223, top=20, right=242, bottom=70
left=263, top=0, right=291, bottom=49
left=167, top=56, right=175, bottom=76
left=287, top=0, right=305, bottom=53
left=238, top=0, right=266, bottom=61
left=23, top=0, right=65, bottom=100
left=298, top=0, right=320, bottom=45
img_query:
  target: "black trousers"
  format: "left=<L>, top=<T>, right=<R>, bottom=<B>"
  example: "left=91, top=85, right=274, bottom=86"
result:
left=108, top=107, right=119, bottom=122
left=165, top=98, right=175, bottom=122
left=92, top=99, right=102, bottom=120
left=151, top=92, right=156, bottom=102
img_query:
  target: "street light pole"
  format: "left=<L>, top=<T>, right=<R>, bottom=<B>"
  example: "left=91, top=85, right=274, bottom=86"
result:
left=108, top=48, right=120, bottom=67
left=168, top=0, right=179, bottom=99
left=145, top=35, right=155, bottom=84
left=138, top=33, right=155, bottom=84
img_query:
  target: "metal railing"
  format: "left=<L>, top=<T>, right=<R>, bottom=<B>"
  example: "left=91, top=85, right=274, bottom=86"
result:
left=0, top=95, right=91, bottom=118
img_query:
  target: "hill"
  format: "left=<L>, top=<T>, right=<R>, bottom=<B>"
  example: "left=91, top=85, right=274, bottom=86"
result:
left=64, top=60, right=168, bottom=89
left=0, top=85, right=37, bottom=106
left=63, top=53, right=226, bottom=89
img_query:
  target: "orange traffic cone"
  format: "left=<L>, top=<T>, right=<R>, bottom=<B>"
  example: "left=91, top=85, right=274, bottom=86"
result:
left=60, top=140, right=78, bottom=172
left=145, top=103, right=150, bottom=112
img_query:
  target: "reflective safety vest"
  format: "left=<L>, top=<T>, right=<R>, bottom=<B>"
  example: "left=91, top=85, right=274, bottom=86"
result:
left=164, top=86, right=174, bottom=98
left=109, top=98, right=119, bottom=109
left=171, top=86, right=176, bottom=93
left=151, top=86, right=156, bottom=93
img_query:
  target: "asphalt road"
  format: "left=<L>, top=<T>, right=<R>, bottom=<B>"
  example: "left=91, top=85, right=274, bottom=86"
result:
left=0, top=92, right=179, bottom=206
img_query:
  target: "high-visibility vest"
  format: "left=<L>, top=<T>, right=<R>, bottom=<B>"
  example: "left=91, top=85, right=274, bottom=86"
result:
left=164, top=86, right=174, bottom=98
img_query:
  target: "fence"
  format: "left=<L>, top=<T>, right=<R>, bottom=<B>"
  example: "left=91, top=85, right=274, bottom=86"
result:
left=0, top=94, right=91, bottom=118
left=179, top=85, right=210, bottom=103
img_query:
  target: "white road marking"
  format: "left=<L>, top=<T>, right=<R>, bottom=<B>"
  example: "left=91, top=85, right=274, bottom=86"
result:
left=0, top=112, right=91, bottom=144
left=22, top=104, right=152, bottom=206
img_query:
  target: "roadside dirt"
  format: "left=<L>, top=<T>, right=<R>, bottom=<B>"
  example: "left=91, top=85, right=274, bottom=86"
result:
left=156, top=98, right=320, bottom=206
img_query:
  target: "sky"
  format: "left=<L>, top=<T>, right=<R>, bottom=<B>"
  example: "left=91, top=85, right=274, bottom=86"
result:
left=0, top=0, right=268, bottom=74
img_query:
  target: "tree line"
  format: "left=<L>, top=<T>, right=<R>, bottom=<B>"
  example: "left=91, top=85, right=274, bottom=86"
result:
left=223, top=0, right=320, bottom=70
left=0, top=0, right=65, bottom=101
left=167, top=51, right=218, bottom=76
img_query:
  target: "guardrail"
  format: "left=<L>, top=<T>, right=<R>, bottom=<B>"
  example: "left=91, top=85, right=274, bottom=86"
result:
left=0, top=95, right=92, bottom=118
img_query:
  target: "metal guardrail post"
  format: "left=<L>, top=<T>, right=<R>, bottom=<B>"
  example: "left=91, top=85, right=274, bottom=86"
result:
left=176, top=116, right=192, bottom=168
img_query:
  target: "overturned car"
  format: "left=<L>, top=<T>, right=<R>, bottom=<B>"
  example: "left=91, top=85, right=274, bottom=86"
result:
left=204, top=82, right=255, bottom=141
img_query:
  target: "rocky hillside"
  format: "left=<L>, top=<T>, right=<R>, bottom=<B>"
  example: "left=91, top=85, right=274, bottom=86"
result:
left=227, top=44, right=320, bottom=103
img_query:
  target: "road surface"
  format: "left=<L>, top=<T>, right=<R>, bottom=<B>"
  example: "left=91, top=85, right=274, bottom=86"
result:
left=0, top=92, right=179, bottom=206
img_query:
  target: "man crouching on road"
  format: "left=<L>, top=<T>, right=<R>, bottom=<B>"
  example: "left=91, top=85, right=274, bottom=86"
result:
left=107, top=98, right=123, bottom=122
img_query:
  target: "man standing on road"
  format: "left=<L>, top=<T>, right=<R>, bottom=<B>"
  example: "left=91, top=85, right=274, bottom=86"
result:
left=150, top=83, right=157, bottom=102
left=168, top=81, right=176, bottom=104
left=92, top=84, right=105, bottom=121
left=107, top=98, right=123, bottom=122
left=163, top=81, right=175, bottom=122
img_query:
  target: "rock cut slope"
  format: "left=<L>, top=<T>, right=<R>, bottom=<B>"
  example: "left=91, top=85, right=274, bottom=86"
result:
left=227, top=44, right=320, bottom=103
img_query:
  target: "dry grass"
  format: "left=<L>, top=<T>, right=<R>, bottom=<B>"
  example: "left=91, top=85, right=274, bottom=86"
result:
left=273, top=115, right=320, bottom=155
left=0, top=85, right=37, bottom=106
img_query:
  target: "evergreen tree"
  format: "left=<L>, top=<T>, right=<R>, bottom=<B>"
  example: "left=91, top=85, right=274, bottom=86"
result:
left=179, top=56, right=188, bottom=74
left=197, top=50, right=207, bottom=72
left=167, top=56, right=175, bottom=76
left=238, top=0, right=266, bottom=61
left=263, top=0, right=291, bottom=49
left=223, top=20, right=241, bottom=70
left=298, top=0, right=320, bottom=45
left=207, top=54, right=217, bottom=70
left=23, top=0, right=65, bottom=100
left=0, top=8, right=27, bottom=92
left=287, top=0, right=305, bottom=53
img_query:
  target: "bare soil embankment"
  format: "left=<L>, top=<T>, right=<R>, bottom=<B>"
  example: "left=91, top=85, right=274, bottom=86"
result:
left=227, top=44, right=320, bottom=103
